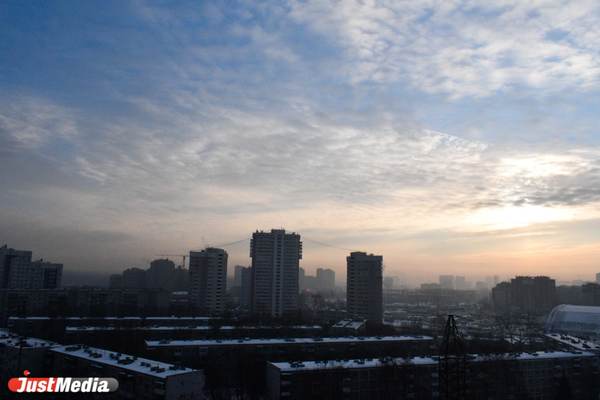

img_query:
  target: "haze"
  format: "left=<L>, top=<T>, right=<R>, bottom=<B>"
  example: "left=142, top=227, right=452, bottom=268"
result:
left=1, top=1, right=600, bottom=285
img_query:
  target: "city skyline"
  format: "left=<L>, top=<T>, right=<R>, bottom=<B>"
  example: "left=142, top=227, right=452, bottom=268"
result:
left=2, top=1, right=600, bottom=283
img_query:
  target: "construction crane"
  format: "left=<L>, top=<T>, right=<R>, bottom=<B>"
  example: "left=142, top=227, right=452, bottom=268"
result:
left=156, top=254, right=187, bottom=269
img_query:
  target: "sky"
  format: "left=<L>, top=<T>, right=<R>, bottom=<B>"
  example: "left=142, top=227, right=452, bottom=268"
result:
left=1, top=0, right=600, bottom=285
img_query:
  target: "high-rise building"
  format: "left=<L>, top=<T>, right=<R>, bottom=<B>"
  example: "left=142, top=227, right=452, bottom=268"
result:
left=0, top=246, right=62, bottom=289
left=34, top=260, right=63, bottom=289
left=233, top=265, right=246, bottom=288
left=455, top=275, right=467, bottom=290
left=439, top=275, right=455, bottom=290
left=146, top=258, right=175, bottom=289
left=596, top=272, right=600, bottom=284
left=346, top=252, right=383, bottom=323
left=250, top=229, right=302, bottom=317
left=122, top=268, right=146, bottom=289
left=316, top=268, right=335, bottom=291
left=189, top=248, right=228, bottom=315
left=383, top=276, right=394, bottom=290
left=240, top=267, right=253, bottom=310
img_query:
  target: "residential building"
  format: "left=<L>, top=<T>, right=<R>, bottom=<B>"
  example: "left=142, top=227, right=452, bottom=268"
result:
left=189, top=248, right=227, bottom=315
left=439, top=274, right=455, bottom=290
left=316, top=268, right=335, bottom=290
left=250, top=229, right=302, bottom=317
left=51, top=344, right=204, bottom=400
left=346, top=252, right=383, bottom=323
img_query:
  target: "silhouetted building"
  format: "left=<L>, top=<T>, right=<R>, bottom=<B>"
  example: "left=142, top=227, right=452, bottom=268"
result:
left=455, top=275, right=467, bottom=290
left=0, top=246, right=62, bottom=289
left=189, top=248, right=227, bottom=315
left=439, top=275, right=455, bottom=290
left=122, top=267, right=146, bottom=289
left=233, top=265, right=246, bottom=288
left=492, top=276, right=556, bottom=314
left=316, top=268, right=335, bottom=290
left=109, top=274, right=123, bottom=289
left=240, top=266, right=252, bottom=310
left=266, top=351, right=599, bottom=400
left=251, top=229, right=302, bottom=317
left=347, top=252, right=383, bottom=323
left=146, top=258, right=175, bottom=289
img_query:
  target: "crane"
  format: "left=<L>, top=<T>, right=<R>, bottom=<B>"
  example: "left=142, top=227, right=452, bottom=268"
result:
left=156, top=254, right=187, bottom=269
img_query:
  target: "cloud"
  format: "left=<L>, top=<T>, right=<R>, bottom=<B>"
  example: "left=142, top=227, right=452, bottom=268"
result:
left=288, top=0, right=600, bottom=98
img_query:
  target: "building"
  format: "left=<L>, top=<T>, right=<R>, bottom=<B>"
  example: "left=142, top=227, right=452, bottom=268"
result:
left=492, top=276, right=556, bottom=314
left=0, top=329, right=57, bottom=392
left=233, top=265, right=247, bottom=288
left=596, top=273, right=600, bottom=284
left=240, top=267, right=252, bottom=310
left=250, top=229, right=302, bottom=317
left=266, top=351, right=600, bottom=400
left=189, top=248, right=227, bottom=315
left=51, top=344, right=204, bottom=399
left=439, top=275, right=455, bottom=290
left=383, top=276, right=394, bottom=290
left=545, top=304, right=600, bottom=338
left=147, top=259, right=176, bottom=289
left=122, top=267, right=147, bottom=289
left=346, top=252, right=383, bottom=323
left=0, top=246, right=62, bottom=289
left=316, top=268, right=335, bottom=291
left=455, top=275, right=467, bottom=290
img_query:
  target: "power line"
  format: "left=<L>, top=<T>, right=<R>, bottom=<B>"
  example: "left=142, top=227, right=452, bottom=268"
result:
left=302, top=237, right=359, bottom=253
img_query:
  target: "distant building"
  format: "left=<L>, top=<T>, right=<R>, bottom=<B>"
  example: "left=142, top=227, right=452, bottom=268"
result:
left=146, top=258, right=176, bottom=289
left=122, top=267, right=146, bottom=289
left=233, top=265, right=246, bottom=288
left=492, top=276, right=556, bottom=314
left=109, top=274, right=123, bottom=289
left=251, top=229, right=302, bottom=317
left=189, top=248, right=227, bottom=315
left=383, top=276, right=394, bottom=290
left=596, top=273, right=600, bottom=284
left=455, top=275, right=467, bottom=290
left=346, top=252, right=383, bottom=323
left=240, top=267, right=252, bottom=310
left=316, top=268, right=335, bottom=291
left=439, top=274, right=455, bottom=290
left=0, top=246, right=62, bottom=289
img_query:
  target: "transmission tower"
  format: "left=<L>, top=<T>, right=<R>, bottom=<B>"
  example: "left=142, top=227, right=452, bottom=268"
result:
left=439, top=314, right=467, bottom=400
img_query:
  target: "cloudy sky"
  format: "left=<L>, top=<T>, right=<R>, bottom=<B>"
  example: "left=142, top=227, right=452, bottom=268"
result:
left=2, top=0, right=600, bottom=285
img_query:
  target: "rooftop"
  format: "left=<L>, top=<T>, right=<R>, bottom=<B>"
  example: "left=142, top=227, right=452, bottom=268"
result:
left=51, top=345, right=198, bottom=379
left=0, top=329, right=57, bottom=349
left=146, top=335, right=432, bottom=348
left=271, top=351, right=595, bottom=372
left=67, top=325, right=322, bottom=332
left=546, top=333, right=600, bottom=351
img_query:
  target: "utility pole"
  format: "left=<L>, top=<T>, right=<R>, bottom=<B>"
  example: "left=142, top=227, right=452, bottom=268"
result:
left=439, top=314, right=467, bottom=400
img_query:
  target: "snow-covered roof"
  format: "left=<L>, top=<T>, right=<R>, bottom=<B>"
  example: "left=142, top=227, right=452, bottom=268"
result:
left=146, top=335, right=432, bottom=348
left=9, top=316, right=215, bottom=321
left=0, top=329, right=57, bottom=349
left=66, top=325, right=322, bottom=332
left=271, top=351, right=595, bottom=372
left=50, top=345, right=198, bottom=379
left=546, top=333, right=600, bottom=351
left=545, top=304, right=600, bottom=336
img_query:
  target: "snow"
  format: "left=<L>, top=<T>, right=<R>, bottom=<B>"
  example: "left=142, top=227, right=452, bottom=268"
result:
left=50, top=345, right=198, bottom=379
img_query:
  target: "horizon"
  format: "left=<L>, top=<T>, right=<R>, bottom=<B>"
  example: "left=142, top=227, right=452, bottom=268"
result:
left=2, top=1, right=600, bottom=285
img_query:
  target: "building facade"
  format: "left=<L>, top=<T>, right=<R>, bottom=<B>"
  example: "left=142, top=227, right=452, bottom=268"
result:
left=250, top=229, right=302, bottom=317
left=189, top=248, right=227, bottom=315
left=346, top=252, right=383, bottom=323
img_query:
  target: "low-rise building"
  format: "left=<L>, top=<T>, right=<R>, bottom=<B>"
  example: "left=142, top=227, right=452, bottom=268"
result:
left=51, top=345, right=204, bottom=400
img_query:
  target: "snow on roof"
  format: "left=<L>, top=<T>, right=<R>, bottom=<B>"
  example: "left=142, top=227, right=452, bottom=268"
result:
left=9, top=316, right=216, bottom=321
left=545, top=333, right=600, bottom=351
left=0, top=329, right=57, bottom=349
left=146, top=335, right=432, bottom=348
left=50, top=345, right=198, bottom=379
left=332, top=319, right=366, bottom=329
left=66, top=325, right=323, bottom=332
left=271, top=351, right=595, bottom=372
